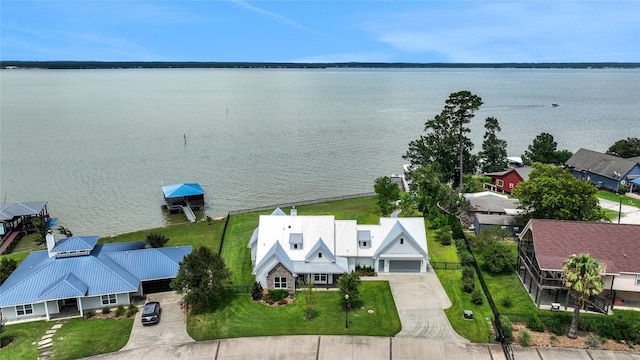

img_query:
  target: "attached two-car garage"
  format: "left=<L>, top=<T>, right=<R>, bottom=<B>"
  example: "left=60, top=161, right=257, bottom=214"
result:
left=388, top=260, right=422, bottom=273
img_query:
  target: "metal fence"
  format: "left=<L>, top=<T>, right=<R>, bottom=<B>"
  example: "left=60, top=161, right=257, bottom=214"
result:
left=429, top=261, right=463, bottom=270
left=227, top=192, right=376, bottom=215
left=456, top=220, right=515, bottom=360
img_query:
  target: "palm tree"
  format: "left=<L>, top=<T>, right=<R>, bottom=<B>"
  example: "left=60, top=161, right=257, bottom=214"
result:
left=562, top=253, right=606, bottom=339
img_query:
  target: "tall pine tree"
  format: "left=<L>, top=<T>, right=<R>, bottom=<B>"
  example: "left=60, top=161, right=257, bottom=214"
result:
left=479, top=117, right=508, bottom=173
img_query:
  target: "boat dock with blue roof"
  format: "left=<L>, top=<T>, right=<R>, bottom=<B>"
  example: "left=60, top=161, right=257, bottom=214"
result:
left=161, top=183, right=205, bottom=222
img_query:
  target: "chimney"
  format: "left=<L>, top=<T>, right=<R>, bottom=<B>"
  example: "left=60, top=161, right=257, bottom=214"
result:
left=290, top=206, right=297, bottom=216
left=46, top=230, right=57, bottom=258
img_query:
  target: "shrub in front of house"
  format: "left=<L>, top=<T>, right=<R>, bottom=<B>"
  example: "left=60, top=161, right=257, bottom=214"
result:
left=519, top=329, right=531, bottom=347
left=586, top=332, right=604, bottom=349
left=471, top=289, right=483, bottom=305
left=267, top=289, right=289, bottom=301
left=526, top=313, right=545, bottom=332
left=355, top=265, right=375, bottom=276
left=115, top=305, right=126, bottom=317
left=543, top=316, right=566, bottom=336
left=500, top=316, right=514, bottom=341
left=500, top=297, right=513, bottom=308
left=101, top=306, right=110, bottom=315
left=127, top=304, right=138, bottom=317
left=85, top=310, right=96, bottom=319
left=462, top=276, right=475, bottom=293
left=251, top=281, right=264, bottom=300
left=459, top=250, right=475, bottom=267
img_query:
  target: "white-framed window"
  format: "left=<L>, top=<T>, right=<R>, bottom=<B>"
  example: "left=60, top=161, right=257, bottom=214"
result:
left=497, top=179, right=504, bottom=187
left=636, top=274, right=640, bottom=286
left=359, top=241, right=368, bottom=248
left=101, top=294, right=117, bottom=305
left=16, top=304, right=33, bottom=316
left=314, top=274, right=327, bottom=283
left=509, top=183, right=514, bottom=189
left=274, top=276, right=287, bottom=289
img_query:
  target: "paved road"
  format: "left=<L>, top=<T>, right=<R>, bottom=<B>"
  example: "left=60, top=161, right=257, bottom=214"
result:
left=85, top=335, right=640, bottom=360
left=83, top=274, right=640, bottom=360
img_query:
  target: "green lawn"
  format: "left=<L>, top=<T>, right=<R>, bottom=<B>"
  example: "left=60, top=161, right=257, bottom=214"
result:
left=597, top=190, right=640, bottom=208
left=187, top=281, right=400, bottom=340
left=427, top=232, right=492, bottom=342
left=473, top=242, right=537, bottom=315
left=52, top=318, right=134, bottom=360
left=0, top=320, right=51, bottom=360
left=97, top=219, right=225, bottom=250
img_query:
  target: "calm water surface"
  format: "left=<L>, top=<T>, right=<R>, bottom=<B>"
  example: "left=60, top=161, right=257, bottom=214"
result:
left=1, top=68, right=639, bottom=236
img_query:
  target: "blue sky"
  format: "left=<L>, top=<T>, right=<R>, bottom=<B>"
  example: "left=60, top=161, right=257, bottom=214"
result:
left=1, top=1, right=639, bottom=62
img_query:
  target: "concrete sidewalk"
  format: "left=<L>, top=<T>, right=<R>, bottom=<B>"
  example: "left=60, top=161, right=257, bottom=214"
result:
left=83, top=336, right=640, bottom=360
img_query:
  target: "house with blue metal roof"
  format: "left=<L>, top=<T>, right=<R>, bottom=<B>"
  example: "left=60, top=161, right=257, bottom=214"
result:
left=0, top=231, right=191, bottom=324
left=249, top=208, right=429, bottom=290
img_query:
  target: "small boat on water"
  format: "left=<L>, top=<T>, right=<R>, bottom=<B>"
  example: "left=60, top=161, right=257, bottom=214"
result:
left=552, top=103, right=559, bottom=107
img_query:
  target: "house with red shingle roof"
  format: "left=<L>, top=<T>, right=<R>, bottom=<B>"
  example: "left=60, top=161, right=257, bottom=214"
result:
left=517, top=219, right=640, bottom=313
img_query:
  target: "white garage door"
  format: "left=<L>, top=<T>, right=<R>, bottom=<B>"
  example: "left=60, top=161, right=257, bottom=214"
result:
left=388, top=260, right=421, bottom=273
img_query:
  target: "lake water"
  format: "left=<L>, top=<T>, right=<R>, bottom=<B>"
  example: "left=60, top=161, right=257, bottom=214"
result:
left=1, top=68, right=639, bottom=236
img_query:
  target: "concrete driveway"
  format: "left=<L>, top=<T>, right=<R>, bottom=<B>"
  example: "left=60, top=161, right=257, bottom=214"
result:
left=121, top=291, right=194, bottom=350
left=599, top=199, right=640, bottom=224
left=374, top=272, right=469, bottom=341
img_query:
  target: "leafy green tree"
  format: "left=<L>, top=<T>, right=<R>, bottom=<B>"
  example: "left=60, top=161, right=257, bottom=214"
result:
left=479, top=117, right=508, bottom=173
left=521, top=132, right=572, bottom=165
left=299, top=279, right=317, bottom=320
left=606, top=137, right=640, bottom=158
left=408, top=165, right=448, bottom=213
left=513, top=163, right=607, bottom=221
left=404, top=91, right=482, bottom=187
left=31, top=217, right=50, bottom=246
left=374, top=176, right=401, bottom=215
left=171, top=246, right=232, bottom=308
left=397, top=192, right=419, bottom=217
left=0, top=257, right=18, bottom=285
left=147, top=232, right=170, bottom=248
left=481, top=242, right=516, bottom=274
left=337, top=271, right=361, bottom=309
left=475, top=226, right=510, bottom=248
left=562, top=254, right=605, bottom=339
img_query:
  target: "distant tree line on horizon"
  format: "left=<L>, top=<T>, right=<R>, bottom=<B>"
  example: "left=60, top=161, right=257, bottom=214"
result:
left=2, top=61, right=639, bottom=70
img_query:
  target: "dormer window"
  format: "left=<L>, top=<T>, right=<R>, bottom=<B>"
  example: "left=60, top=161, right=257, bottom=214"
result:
left=318, top=252, right=322, bottom=258
left=400, top=238, right=404, bottom=245
left=289, top=233, right=303, bottom=250
left=358, top=230, right=371, bottom=249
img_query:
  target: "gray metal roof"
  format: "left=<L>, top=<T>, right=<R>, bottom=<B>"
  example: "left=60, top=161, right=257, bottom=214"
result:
left=475, top=214, right=524, bottom=227
left=0, top=201, right=48, bottom=221
left=465, top=192, right=519, bottom=213
left=289, top=233, right=303, bottom=244
left=566, top=148, right=640, bottom=180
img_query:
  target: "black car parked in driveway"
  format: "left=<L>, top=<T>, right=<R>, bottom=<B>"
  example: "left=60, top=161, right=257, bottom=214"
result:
left=141, top=301, right=161, bottom=325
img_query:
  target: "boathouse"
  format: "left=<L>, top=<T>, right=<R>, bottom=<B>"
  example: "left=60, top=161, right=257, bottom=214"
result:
left=0, top=201, right=51, bottom=255
left=161, top=183, right=205, bottom=222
